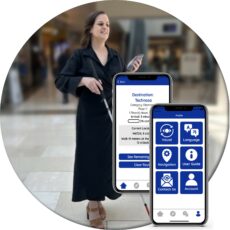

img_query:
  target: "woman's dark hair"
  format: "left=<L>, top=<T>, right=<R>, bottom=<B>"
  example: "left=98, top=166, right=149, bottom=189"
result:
left=81, top=11, right=106, bottom=48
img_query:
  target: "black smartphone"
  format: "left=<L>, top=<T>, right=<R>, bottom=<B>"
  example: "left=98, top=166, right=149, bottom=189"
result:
left=150, top=104, right=208, bottom=224
left=113, top=73, right=172, bottom=192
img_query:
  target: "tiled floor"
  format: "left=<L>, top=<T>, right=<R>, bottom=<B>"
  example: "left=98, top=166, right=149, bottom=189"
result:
left=0, top=76, right=228, bottom=229
left=1, top=112, right=151, bottom=229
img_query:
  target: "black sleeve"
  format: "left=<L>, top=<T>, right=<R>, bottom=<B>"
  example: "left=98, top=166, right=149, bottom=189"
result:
left=55, top=49, right=83, bottom=97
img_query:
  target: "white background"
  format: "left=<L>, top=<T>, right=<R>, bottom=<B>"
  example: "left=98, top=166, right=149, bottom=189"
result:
left=0, top=0, right=229, bottom=229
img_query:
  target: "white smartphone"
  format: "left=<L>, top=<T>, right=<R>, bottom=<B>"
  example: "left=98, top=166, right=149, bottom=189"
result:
left=150, top=104, right=208, bottom=224
left=113, top=73, right=172, bottom=192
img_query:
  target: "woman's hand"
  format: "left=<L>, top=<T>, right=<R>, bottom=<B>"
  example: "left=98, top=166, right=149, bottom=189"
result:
left=131, top=59, right=142, bottom=72
left=80, top=77, right=103, bottom=94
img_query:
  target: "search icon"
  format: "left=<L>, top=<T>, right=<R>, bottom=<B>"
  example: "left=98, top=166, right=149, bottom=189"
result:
left=183, top=211, right=189, bottom=217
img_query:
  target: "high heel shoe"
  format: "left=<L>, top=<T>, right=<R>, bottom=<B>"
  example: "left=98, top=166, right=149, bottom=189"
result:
left=86, top=203, right=105, bottom=229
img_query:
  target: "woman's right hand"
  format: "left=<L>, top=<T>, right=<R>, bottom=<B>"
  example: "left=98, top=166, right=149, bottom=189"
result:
left=80, top=77, right=103, bottom=95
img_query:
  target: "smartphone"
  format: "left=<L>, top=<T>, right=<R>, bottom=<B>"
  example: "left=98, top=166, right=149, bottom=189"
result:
left=127, top=54, right=144, bottom=71
left=150, top=104, right=208, bottom=224
left=113, top=73, right=172, bottom=192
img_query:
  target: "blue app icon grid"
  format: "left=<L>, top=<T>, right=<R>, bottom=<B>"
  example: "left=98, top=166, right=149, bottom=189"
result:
left=154, top=119, right=204, bottom=195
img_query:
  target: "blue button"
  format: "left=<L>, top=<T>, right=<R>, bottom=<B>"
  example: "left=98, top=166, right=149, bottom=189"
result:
left=156, top=171, right=178, bottom=194
left=196, top=211, right=201, bottom=217
left=119, top=154, right=149, bottom=160
left=180, top=171, right=203, bottom=194
left=120, top=182, right=127, bottom=189
left=180, top=147, right=203, bottom=169
left=155, top=146, right=178, bottom=169
left=180, top=122, right=203, bottom=144
left=119, top=162, right=149, bottom=168
left=156, top=122, right=178, bottom=144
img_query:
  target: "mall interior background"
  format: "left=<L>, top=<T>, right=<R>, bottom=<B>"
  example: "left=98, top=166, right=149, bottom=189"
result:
left=0, top=1, right=228, bottom=229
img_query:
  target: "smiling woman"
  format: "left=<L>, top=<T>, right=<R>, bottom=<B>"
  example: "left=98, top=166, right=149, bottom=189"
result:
left=55, top=10, right=141, bottom=229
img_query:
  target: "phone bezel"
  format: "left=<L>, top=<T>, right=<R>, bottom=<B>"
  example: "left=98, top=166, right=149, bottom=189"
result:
left=112, top=72, right=172, bottom=193
left=150, top=104, right=208, bottom=225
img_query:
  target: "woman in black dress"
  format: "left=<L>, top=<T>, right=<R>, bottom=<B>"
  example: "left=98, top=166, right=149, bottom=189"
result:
left=55, top=11, right=141, bottom=229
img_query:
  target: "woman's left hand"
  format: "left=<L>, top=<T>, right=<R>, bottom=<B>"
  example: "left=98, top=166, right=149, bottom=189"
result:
left=131, top=59, right=142, bottom=72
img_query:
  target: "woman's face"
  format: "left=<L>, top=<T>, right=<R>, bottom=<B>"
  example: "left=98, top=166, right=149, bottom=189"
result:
left=90, top=14, right=110, bottom=42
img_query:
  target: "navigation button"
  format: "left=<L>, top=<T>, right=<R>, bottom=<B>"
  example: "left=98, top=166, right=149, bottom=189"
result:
left=156, top=146, right=178, bottom=169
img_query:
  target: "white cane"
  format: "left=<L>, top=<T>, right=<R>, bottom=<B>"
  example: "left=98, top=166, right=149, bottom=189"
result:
left=89, top=58, right=150, bottom=217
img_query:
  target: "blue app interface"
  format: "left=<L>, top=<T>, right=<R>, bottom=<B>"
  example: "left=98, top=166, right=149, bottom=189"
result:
left=152, top=106, right=206, bottom=223
left=115, top=75, right=170, bottom=191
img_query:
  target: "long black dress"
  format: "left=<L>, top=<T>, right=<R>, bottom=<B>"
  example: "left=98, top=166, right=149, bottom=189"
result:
left=55, top=45, right=125, bottom=201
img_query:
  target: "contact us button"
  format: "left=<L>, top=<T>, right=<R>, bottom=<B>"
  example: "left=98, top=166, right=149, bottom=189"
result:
left=119, top=161, right=150, bottom=168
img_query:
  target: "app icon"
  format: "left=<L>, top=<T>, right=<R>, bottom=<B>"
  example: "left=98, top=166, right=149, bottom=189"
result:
left=184, top=123, right=199, bottom=137
left=156, top=122, right=178, bottom=144
left=181, top=122, right=203, bottom=144
left=134, top=182, right=139, bottom=189
left=156, top=147, right=178, bottom=169
left=180, top=147, right=203, bottom=169
left=170, top=211, right=176, bottom=217
left=161, top=173, right=173, bottom=187
left=185, top=173, right=198, bottom=186
left=157, top=211, right=163, bottom=217
left=120, top=182, right=127, bottom=189
left=156, top=171, right=178, bottom=194
left=181, top=171, right=203, bottom=194
left=196, top=211, right=201, bottom=217
left=162, top=149, right=172, bottom=162
left=183, top=211, right=189, bottom=217
left=185, top=148, right=198, bottom=161
left=160, top=124, right=174, bottom=138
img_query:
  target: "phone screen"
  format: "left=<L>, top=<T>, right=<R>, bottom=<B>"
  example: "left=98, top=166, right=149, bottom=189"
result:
left=151, top=105, right=207, bottom=224
left=113, top=74, right=171, bottom=192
